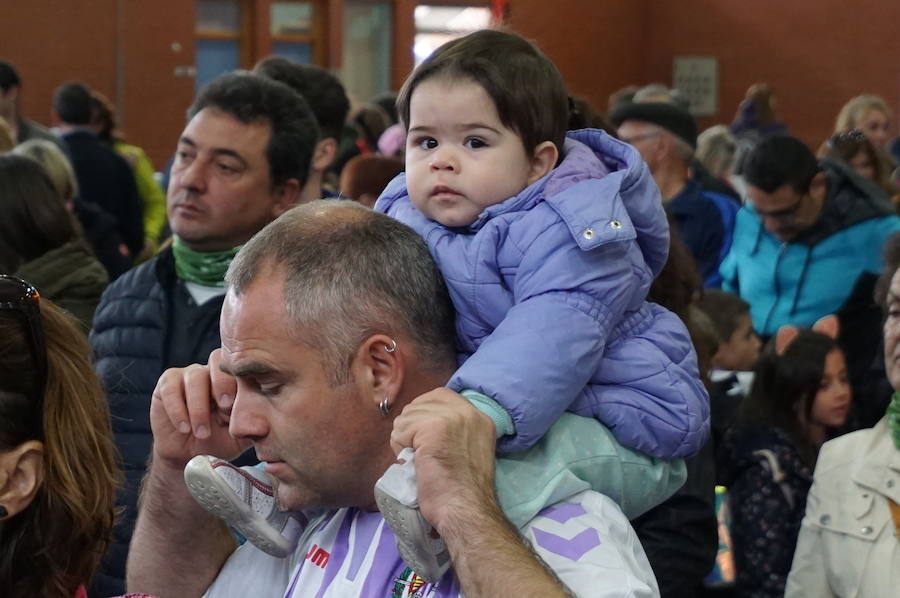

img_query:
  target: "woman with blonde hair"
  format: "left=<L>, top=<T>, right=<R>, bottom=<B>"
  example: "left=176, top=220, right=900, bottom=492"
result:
left=834, top=94, right=893, bottom=152
left=0, top=276, right=120, bottom=597
left=14, top=139, right=78, bottom=207
left=697, top=125, right=738, bottom=183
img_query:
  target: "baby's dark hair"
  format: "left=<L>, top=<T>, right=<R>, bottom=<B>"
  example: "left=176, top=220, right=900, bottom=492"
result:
left=698, top=289, right=751, bottom=343
left=396, top=29, right=569, bottom=157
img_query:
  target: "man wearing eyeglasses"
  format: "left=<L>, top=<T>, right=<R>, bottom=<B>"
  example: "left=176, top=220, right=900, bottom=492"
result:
left=612, top=101, right=738, bottom=288
left=720, top=134, right=900, bottom=426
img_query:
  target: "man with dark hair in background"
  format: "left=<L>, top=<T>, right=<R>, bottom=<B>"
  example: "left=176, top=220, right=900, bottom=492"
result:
left=53, top=81, right=144, bottom=276
left=721, top=134, right=900, bottom=428
left=88, top=72, right=320, bottom=595
left=253, top=57, right=350, bottom=201
left=0, top=59, right=64, bottom=147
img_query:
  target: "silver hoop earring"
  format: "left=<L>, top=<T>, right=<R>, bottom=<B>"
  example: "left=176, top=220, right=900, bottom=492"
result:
left=379, top=397, right=392, bottom=416
left=385, top=338, right=397, bottom=353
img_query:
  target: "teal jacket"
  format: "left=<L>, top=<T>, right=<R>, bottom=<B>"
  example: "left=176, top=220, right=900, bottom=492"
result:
left=721, top=159, right=900, bottom=336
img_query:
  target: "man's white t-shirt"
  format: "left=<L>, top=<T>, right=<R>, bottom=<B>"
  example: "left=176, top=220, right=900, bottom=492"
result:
left=203, top=490, right=659, bottom=598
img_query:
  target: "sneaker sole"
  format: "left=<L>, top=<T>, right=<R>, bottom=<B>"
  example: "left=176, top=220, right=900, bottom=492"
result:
left=184, top=456, right=292, bottom=558
left=374, top=487, right=450, bottom=582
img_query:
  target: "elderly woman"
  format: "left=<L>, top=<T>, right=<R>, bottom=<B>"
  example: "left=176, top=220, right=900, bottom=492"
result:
left=785, top=233, right=900, bottom=596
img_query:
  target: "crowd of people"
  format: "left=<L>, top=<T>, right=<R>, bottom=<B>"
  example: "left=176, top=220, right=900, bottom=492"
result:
left=1, top=26, right=899, bottom=598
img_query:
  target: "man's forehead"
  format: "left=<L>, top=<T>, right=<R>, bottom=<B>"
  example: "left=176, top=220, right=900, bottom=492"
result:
left=182, top=107, right=271, bottom=152
left=220, top=274, right=288, bottom=333
left=747, top=183, right=795, bottom=206
left=618, top=120, right=653, bottom=134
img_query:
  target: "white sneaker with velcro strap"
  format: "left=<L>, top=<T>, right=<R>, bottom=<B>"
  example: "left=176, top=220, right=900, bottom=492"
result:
left=374, top=448, right=451, bottom=582
left=184, top=454, right=295, bottom=558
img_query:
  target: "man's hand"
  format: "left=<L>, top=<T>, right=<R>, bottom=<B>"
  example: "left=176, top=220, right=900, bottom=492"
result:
left=150, top=348, right=250, bottom=470
left=388, top=387, right=497, bottom=537
left=389, top=388, right=574, bottom=597
left=130, top=347, right=244, bottom=597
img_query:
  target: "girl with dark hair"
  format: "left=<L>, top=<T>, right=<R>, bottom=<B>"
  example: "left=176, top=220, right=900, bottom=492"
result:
left=0, top=154, right=108, bottom=331
left=785, top=233, right=900, bottom=596
left=721, top=317, right=851, bottom=598
left=0, top=276, right=119, bottom=597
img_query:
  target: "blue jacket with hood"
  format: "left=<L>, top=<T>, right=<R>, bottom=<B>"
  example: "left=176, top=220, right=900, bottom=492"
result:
left=720, top=158, right=900, bottom=337
left=377, top=129, right=709, bottom=457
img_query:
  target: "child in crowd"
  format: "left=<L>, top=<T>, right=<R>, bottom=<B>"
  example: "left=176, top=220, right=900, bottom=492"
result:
left=720, top=317, right=850, bottom=598
left=700, top=289, right=761, bottom=400
left=186, top=29, right=709, bottom=581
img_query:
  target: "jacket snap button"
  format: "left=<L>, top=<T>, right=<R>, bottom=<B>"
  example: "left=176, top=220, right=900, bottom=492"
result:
left=861, top=526, right=873, bottom=535
left=819, top=514, right=831, bottom=525
left=610, top=220, right=622, bottom=229
left=583, top=228, right=595, bottom=239
left=888, top=479, right=896, bottom=488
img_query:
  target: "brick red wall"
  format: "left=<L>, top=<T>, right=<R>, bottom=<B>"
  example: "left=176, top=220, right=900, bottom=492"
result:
left=4, top=1, right=898, bottom=165
left=1, top=1, right=118, bottom=129
left=504, top=0, right=900, bottom=149
left=1, top=0, right=195, bottom=167
left=505, top=0, right=645, bottom=116
left=642, top=0, right=900, bottom=148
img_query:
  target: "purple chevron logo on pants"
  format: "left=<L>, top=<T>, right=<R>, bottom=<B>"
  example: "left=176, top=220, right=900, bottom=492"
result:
left=532, top=527, right=601, bottom=561
left=539, top=502, right=587, bottom=524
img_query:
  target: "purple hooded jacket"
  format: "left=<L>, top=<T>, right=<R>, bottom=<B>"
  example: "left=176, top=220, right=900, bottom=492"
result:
left=377, top=129, right=709, bottom=457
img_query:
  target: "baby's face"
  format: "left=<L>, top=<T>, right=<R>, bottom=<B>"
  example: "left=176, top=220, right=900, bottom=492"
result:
left=405, top=77, right=538, bottom=227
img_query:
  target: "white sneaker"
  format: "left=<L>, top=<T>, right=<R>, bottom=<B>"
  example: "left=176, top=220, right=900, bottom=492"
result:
left=184, top=455, right=295, bottom=557
left=374, top=448, right=451, bottom=582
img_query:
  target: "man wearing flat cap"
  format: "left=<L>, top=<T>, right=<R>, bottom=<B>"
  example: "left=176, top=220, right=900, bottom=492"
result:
left=612, top=101, right=736, bottom=287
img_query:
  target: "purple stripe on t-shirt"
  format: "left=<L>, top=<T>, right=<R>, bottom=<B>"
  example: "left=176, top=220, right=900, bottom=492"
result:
left=532, top=527, right=600, bottom=561
left=314, top=509, right=355, bottom=598
left=346, top=510, right=385, bottom=582
left=358, top=522, right=405, bottom=598
left=433, top=570, right=460, bottom=597
left=539, top=502, right=587, bottom=524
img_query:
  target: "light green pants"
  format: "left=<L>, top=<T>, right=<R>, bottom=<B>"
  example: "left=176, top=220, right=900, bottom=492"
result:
left=493, top=413, right=686, bottom=528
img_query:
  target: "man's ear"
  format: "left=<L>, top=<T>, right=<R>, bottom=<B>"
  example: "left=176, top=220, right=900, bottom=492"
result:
left=271, top=178, right=302, bottom=214
left=657, top=131, right=679, bottom=163
left=808, top=171, right=827, bottom=203
left=0, top=440, right=44, bottom=519
left=352, top=334, right=405, bottom=414
left=527, top=141, right=559, bottom=185
left=312, top=138, right=338, bottom=173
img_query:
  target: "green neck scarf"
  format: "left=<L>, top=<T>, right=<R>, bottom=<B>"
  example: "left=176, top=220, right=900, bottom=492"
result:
left=888, top=391, right=900, bottom=450
left=171, top=236, right=241, bottom=288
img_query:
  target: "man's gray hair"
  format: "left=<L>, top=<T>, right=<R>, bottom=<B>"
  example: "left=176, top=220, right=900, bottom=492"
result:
left=225, top=201, right=457, bottom=384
